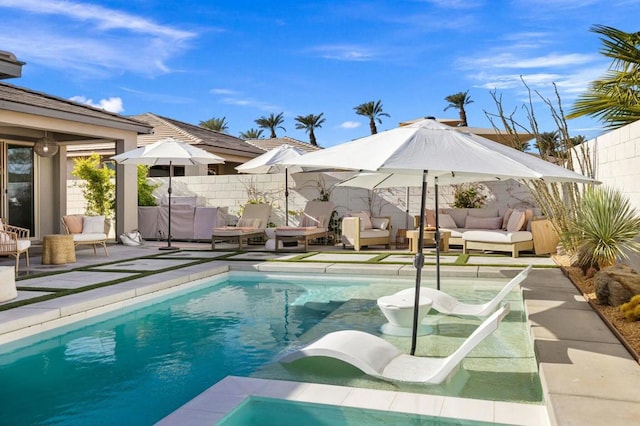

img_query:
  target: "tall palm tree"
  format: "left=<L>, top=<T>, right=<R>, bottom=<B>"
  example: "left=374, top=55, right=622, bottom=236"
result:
left=199, top=117, right=229, bottom=133
left=354, top=100, right=390, bottom=135
left=444, top=90, right=473, bottom=126
left=239, top=128, right=264, bottom=139
left=294, top=113, right=325, bottom=146
left=255, top=112, right=286, bottom=138
left=567, top=25, right=640, bottom=129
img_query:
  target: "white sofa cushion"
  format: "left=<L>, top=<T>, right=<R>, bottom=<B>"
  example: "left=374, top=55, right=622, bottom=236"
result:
left=462, top=230, right=532, bottom=243
left=73, top=233, right=107, bottom=242
left=82, top=216, right=105, bottom=234
left=359, top=229, right=390, bottom=238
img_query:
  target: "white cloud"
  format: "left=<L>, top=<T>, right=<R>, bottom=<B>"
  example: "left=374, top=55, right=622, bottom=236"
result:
left=70, top=96, right=124, bottom=113
left=310, top=45, right=377, bottom=61
left=211, top=88, right=238, bottom=95
left=219, top=96, right=281, bottom=112
left=0, top=0, right=196, bottom=76
left=340, top=121, right=361, bottom=129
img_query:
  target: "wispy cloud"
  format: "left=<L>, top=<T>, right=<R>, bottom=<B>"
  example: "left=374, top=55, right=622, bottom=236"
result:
left=0, top=0, right=197, bottom=76
left=212, top=90, right=281, bottom=112
left=309, top=44, right=378, bottom=61
left=69, top=95, right=124, bottom=113
left=340, top=121, right=361, bottom=129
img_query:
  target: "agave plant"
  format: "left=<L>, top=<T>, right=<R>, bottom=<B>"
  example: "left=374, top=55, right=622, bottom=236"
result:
left=569, top=186, right=640, bottom=269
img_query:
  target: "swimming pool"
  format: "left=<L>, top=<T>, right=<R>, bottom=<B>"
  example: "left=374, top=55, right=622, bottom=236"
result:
left=0, top=271, right=542, bottom=425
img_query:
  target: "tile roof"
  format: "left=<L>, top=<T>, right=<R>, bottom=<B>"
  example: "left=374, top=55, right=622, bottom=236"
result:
left=0, top=82, right=151, bottom=132
left=244, top=136, right=321, bottom=152
left=132, top=113, right=265, bottom=156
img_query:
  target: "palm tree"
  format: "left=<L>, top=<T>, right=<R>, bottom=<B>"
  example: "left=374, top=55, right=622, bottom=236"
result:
left=294, top=113, right=325, bottom=146
left=535, top=131, right=560, bottom=157
left=354, top=100, right=390, bottom=135
left=240, top=128, right=264, bottom=139
left=255, top=112, right=286, bottom=138
left=567, top=25, right=640, bottom=129
left=199, top=117, right=229, bottom=133
left=444, top=90, right=473, bottom=126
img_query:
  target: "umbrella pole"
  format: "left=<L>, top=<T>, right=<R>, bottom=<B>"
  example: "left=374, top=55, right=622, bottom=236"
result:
left=160, top=161, right=175, bottom=251
left=405, top=187, right=410, bottom=230
left=435, top=177, right=441, bottom=290
left=410, top=170, right=428, bottom=356
left=285, top=168, right=289, bottom=226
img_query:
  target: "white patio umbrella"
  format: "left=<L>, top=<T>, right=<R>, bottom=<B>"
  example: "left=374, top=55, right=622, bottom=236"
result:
left=235, top=144, right=305, bottom=226
left=111, top=137, right=225, bottom=250
left=286, top=118, right=597, bottom=355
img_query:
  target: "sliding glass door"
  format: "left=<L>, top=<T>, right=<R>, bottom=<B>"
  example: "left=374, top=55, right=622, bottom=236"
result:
left=1, top=143, right=34, bottom=233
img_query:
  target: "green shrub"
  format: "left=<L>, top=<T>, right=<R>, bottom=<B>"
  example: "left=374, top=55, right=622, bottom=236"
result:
left=137, top=165, right=160, bottom=206
left=452, top=183, right=487, bottom=208
left=569, top=186, right=640, bottom=269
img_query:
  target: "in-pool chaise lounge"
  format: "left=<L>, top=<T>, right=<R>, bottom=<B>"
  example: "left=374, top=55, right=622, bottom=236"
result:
left=381, top=265, right=531, bottom=319
left=280, top=304, right=510, bottom=384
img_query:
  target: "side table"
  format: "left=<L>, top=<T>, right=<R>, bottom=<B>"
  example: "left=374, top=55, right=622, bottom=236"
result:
left=406, top=229, right=450, bottom=253
left=42, top=234, right=76, bottom=265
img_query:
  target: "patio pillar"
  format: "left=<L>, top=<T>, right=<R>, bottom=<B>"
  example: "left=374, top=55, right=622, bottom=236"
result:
left=114, top=137, right=138, bottom=239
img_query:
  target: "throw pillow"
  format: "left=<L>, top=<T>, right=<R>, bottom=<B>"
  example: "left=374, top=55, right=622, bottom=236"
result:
left=465, top=215, right=503, bottom=230
left=0, top=231, right=10, bottom=243
left=371, top=217, right=390, bottom=230
left=437, top=213, right=458, bottom=229
left=506, top=210, right=526, bottom=232
left=63, top=215, right=84, bottom=234
left=522, top=209, right=534, bottom=231
left=351, top=211, right=373, bottom=231
left=82, top=216, right=105, bottom=234
left=502, top=208, right=514, bottom=230
left=425, top=209, right=437, bottom=228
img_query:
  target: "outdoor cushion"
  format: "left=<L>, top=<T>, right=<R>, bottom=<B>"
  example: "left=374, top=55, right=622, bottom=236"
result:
left=63, top=215, right=84, bottom=234
left=73, top=232, right=107, bottom=242
left=465, top=215, right=502, bottom=230
left=425, top=209, right=437, bottom=227
left=82, top=216, right=105, bottom=234
left=371, top=217, right=390, bottom=230
left=502, top=208, right=514, bottom=230
left=301, top=214, right=326, bottom=228
left=237, top=218, right=261, bottom=228
left=351, top=211, right=373, bottom=230
left=276, top=227, right=321, bottom=236
left=437, top=214, right=457, bottom=229
left=0, top=231, right=11, bottom=243
left=359, top=228, right=390, bottom=238
left=462, top=230, right=532, bottom=243
left=506, top=210, right=526, bottom=232
left=467, top=208, right=500, bottom=218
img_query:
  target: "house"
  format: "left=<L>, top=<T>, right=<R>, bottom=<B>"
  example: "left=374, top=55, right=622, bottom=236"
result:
left=245, top=136, right=321, bottom=153
left=0, top=54, right=151, bottom=239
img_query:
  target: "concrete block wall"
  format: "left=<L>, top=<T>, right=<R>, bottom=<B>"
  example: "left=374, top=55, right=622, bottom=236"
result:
left=68, top=172, right=536, bottom=239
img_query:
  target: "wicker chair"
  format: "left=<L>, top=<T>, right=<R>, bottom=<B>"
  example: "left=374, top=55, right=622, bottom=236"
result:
left=0, top=218, right=31, bottom=274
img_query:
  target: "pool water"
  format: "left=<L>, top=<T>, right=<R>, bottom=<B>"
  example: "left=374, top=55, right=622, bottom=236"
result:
left=0, top=272, right=542, bottom=425
left=218, top=396, right=509, bottom=426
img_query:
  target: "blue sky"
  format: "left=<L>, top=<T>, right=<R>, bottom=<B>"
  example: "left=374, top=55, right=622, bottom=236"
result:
left=1, top=0, right=638, bottom=147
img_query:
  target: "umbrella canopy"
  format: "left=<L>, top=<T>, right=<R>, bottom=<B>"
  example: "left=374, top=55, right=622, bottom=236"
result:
left=111, top=138, right=225, bottom=250
left=235, top=144, right=306, bottom=226
left=111, top=137, right=225, bottom=166
left=288, top=119, right=595, bottom=183
left=288, top=118, right=597, bottom=355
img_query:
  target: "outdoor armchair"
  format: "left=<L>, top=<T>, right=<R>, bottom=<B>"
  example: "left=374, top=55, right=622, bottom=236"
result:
left=61, top=214, right=109, bottom=256
left=341, top=211, right=391, bottom=251
left=0, top=218, right=31, bottom=274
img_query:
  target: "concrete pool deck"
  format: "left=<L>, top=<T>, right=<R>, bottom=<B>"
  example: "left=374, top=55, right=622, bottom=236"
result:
left=1, top=242, right=639, bottom=425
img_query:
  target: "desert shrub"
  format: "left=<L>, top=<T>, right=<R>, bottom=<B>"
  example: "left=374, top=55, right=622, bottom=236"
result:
left=568, top=186, right=640, bottom=269
left=452, top=183, right=487, bottom=208
left=620, top=295, right=640, bottom=322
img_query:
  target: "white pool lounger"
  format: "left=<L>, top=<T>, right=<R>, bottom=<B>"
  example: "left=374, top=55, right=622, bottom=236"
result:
left=281, top=303, right=510, bottom=384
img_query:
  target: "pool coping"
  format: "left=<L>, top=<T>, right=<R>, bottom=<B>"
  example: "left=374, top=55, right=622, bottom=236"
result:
left=155, top=376, right=549, bottom=425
